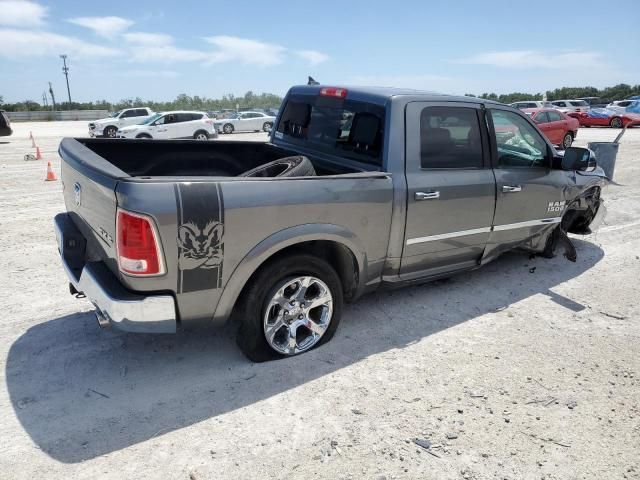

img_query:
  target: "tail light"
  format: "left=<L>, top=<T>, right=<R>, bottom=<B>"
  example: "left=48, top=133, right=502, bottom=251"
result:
left=320, top=87, right=347, bottom=98
left=116, top=209, right=165, bottom=276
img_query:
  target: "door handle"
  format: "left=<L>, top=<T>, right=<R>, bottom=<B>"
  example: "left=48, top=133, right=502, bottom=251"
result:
left=502, top=185, right=522, bottom=193
left=415, top=191, right=440, bottom=200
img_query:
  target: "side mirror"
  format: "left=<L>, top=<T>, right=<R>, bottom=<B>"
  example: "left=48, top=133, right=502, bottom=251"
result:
left=561, top=147, right=596, bottom=171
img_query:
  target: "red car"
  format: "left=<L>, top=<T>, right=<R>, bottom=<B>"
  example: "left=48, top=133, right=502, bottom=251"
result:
left=567, top=108, right=640, bottom=128
left=523, top=108, right=579, bottom=149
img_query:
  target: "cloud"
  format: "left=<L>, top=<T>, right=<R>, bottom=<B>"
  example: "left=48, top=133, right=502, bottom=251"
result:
left=0, top=28, right=120, bottom=58
left=0, top=0, right=47, bottom=26
left=347, top=74, right=462, bottom=93
left=67, top=16, right=134, bottom=38
left=123, top=32, right=173, bottom=46
left=128, top=45, right=209, bottom=63
left=454, top=50, right=607, bottom=70
left=295, top=50, right=329, bottom=66
left=204, top=36, right=287, bottom=66
left=124, top=69, right=180, bottom=78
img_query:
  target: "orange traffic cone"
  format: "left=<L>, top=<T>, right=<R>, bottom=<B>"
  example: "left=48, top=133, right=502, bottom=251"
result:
left=45, top=161, right=57, bottom=181
left=35, top=146, right=42, bottom=160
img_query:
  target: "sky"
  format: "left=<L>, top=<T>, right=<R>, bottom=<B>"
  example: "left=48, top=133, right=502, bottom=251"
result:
left=0, top=0, right=639, bottom=103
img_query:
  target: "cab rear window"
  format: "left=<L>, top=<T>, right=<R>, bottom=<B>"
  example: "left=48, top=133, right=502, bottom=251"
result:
left=274, top=95, right=385, bottom=166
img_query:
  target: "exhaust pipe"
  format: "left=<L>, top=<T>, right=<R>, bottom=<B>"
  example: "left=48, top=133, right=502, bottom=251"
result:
left=95, top=309, right=111, bottom=329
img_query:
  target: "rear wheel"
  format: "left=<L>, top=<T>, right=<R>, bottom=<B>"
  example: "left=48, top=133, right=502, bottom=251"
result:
left=223, top=123, right=234, bottom=134
left=104, top=126, right=117, bottom=138
left=135, top=133, right=152, bottom=139
left=194, top=130, right=209, bottom=141
left=610, top=117, right=623, bottom=128
left=562, top=132, right=573, bottom=149
left=236, top=254, right=343, bottom=362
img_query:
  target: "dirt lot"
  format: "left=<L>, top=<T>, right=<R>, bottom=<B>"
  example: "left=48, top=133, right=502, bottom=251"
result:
left=1, top=121, right=639, bottom=480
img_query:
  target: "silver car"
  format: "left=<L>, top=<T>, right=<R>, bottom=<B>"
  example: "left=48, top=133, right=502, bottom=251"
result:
left=215, top=111, right=276, bottom=134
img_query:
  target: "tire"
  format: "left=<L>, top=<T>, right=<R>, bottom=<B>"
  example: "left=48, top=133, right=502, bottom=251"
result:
left=239, top=155, right=316, bottom=178
left=610, top=117, right=623, bottom=128
left=236, top=254, right=343, bottom=362
left=562, top=132, right=573, bottom=149
left=263, top=122, right=273, bottom=132
left=194, top=130, right=209, bottom=141
left=104, top=126, right=117, bottom=138
left=136, top=133, right=152, bottom=139
left=223, top=123, right=234, bottom=134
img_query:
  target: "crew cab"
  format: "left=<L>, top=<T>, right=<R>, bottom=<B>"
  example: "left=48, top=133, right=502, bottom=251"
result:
left=116, top=111, right=218, bottom=140
left=523, top=108, right=579, bottom=149
left=89, top=107, right=154, bottom=138
left=55, top=85, right=607, bottom=362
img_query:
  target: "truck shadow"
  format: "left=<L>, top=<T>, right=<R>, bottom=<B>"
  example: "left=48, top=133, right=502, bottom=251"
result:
left=6, top=239, right=603, bottom=463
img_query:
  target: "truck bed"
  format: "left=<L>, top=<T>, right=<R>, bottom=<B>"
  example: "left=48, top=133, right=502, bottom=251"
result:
left=63, top=138, right=368, bottom=178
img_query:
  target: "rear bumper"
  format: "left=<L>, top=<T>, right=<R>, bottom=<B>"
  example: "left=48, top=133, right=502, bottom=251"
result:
left=54, top=213, right=177, bottom=333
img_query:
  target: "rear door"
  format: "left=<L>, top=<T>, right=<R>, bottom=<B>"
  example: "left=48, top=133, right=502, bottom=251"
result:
left=486, top=107, right=567, bottom=251
left=546, top=110, right=567, bottom=143
left=400, top=102, right=496, bottom=278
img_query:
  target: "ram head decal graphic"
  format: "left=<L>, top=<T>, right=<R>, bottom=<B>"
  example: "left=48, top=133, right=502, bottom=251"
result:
left=177, top=221, right=224, bottom=270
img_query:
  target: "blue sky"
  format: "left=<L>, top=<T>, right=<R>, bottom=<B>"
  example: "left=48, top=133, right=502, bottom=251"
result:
left=1, top=0, right=638, bottom=103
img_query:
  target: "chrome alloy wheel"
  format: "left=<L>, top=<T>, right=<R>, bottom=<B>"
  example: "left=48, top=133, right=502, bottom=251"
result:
left=263, top=276, right=333, bottom=355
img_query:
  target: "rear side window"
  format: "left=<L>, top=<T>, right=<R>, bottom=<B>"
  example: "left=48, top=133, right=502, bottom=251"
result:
left=534, top=111, right=550, bottom=123
left=134, top=109, right=148, bottom=116
left=547, top=110, right=562, bottom=122
left=275, top=95, right=385, bottom=166
left=419, top=106, right=483, bottom=169
left=569, top=101, right=588, bottom=107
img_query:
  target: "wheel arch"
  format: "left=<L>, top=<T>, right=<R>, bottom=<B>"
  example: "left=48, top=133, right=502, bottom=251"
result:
left=212, top=224, right=367, bottom=324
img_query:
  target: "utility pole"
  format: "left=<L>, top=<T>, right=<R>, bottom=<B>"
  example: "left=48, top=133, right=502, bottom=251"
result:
left=60, top=54, right=71, bottom=106
left=49, top=82, right=57, bottom=111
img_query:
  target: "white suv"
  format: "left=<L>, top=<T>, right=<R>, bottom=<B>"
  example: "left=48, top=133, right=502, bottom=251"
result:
left=550, top=100, right=590, bottom=113
left=116, top=111, right=218, bottom=140
left=509, top=101, right=555, bottom=110
left=89, top=107, right=154, bottom=138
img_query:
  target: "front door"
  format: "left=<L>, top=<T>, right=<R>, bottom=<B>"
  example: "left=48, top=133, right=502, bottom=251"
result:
left=400, top=102, right=496, bottom=278
left=486, top=107, right=567, bottom=254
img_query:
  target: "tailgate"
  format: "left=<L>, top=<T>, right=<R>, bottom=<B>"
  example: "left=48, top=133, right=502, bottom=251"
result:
left=59, top=138, right=127, bottom=273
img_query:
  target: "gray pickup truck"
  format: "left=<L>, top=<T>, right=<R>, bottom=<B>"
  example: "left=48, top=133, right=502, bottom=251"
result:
left=55, top=85, right=606, bottom=361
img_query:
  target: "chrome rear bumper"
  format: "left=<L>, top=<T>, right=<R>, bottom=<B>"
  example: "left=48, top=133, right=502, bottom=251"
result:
left=55, top=213, right=177, bottom=333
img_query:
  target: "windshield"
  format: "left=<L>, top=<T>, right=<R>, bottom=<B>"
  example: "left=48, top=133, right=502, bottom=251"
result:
left=274, top=94, right=385, bottom=166
left=140, top=113, right=163, bottom=125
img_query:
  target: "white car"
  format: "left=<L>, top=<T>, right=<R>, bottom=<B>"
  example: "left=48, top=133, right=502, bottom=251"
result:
left=89, top=107, right=154, bottom=138
left=509, top=101, right=555, bottom=110
left=605, top=100, right=636, bottom=114
left=550, top=100, right=590, bottom=113
left=116, top=111, right=218, bottom=140
left=214, top=111, right=276, bottom=134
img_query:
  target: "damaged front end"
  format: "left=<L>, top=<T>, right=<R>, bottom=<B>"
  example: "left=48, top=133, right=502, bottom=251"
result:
left=529, top=186, right=607, bottom=262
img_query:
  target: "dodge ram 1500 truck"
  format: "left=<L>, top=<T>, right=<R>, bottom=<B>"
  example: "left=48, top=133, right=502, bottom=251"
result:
left=55, top=85, right=606, bottom=361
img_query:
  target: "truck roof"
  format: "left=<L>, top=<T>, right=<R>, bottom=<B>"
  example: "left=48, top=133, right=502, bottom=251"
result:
left=288, top=84, right=502, bottom=106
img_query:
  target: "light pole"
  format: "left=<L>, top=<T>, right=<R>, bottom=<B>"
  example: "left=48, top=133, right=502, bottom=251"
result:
left=60, top=54, right=72, bottom=106
left=49, top=81, right=57, bottom=111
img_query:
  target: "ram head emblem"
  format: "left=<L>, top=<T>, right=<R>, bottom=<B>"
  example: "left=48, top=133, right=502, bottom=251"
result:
left=177, top=221, right=224, bottom=270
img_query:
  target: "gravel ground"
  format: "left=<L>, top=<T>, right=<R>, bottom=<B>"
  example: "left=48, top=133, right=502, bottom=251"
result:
left=0, top=121, right=639, bottom=480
